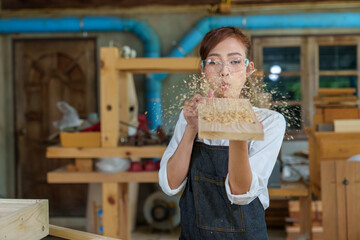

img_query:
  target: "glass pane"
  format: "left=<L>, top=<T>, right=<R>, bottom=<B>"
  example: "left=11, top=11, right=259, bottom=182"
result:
left=273, top=105, right=302, bottom=130
left=263, top=47, right=300, bottom=72
left=319, top=46, right=357, bottom=70
left=264, top=76, right=301, bottom=101
left=319, top=76, right=357, bottom=94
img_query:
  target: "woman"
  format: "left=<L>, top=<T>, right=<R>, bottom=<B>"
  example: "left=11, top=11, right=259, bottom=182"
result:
left=159, top=26, right=286, bottom=239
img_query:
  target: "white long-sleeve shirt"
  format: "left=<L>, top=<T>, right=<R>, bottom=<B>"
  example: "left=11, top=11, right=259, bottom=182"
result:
left=159, top=107, right=286, bottom=210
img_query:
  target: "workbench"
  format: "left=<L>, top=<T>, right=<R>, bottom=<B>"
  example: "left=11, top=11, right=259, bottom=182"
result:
left=306, top=128, right=360, bottom=198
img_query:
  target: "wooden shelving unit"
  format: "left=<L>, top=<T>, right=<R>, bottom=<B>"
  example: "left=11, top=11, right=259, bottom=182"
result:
left=46, top=48, right=200, bottom=240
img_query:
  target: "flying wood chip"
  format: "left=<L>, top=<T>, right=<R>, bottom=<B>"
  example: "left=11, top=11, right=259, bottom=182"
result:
left=198, top=98, right=264, bottom=141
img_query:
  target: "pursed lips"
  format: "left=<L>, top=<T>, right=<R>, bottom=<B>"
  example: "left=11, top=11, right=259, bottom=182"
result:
left=220, top=82, right=230, bottom=90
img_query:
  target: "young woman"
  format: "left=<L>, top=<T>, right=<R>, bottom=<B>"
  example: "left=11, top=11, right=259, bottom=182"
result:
left=159, top=26, right=286, bottom=239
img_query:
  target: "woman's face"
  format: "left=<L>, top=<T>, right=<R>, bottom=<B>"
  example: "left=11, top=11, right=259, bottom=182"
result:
left=202, top=37, right=254, bottom=98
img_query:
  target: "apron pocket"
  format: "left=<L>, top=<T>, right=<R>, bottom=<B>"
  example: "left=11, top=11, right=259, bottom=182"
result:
left=194, top=170, right=245, bottom=233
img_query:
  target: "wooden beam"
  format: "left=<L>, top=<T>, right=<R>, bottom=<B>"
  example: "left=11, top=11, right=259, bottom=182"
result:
left=317, top=88, right=356, bottom=96
left=46, top=146, right=166, bottom=158
left=319, top=70, right=358, bottom=76
left=49, top=224, right=119, bottom=240
left=268, top=182, right=309, bottom=197
left=47, top=167, right=159, bottom=183
left=116, top=57, right=200, bottom=73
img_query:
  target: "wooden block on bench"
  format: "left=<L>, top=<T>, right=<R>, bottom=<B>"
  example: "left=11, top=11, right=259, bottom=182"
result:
left=0, top=199, right=49, bottom=240
left=334, top=119, right=360, bottom=132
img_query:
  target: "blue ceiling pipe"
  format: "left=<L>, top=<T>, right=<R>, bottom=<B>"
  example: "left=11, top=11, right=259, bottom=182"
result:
left=0, top=16, right=162, bottom=129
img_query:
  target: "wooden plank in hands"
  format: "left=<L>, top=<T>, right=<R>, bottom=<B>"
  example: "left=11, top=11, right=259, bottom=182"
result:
left=198, top=98, right=264, bottom=141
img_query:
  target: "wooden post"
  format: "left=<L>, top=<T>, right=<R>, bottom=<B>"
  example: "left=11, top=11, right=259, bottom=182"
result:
left=101, top=48, right=120, bottom=147
left=101, top=48, right=121, bottom=238
left=102, top=183, right=120, bottom=238
left=118, top=72, right=129, bottom=139
left=299, top=193, right=313, bottom=240
left=100, top=48, right=130, bottom=239
left=118, top=183, right=130, bottom=240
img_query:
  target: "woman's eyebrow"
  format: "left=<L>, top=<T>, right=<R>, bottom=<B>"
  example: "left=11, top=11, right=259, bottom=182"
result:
left=208, top=53, right=221, bottom=57
left=228, top=52, right=242, bottom=56
left=207, top=52, right=242, bottom=57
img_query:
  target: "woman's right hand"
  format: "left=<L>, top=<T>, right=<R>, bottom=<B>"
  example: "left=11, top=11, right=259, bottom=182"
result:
left=183, top=94, right=205, bottom=132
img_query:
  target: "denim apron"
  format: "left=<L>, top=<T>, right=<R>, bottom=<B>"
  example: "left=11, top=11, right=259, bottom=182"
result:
left=179, top=142, right=268, bottom=240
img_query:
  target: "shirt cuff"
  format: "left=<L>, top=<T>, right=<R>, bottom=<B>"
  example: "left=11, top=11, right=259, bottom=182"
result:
left=158, top=162, right=187, bottom=196
left=225, top=171, right=261, bottom=205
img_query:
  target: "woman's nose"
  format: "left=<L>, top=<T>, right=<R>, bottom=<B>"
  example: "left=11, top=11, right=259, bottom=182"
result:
left=219, top=64, right=230, bottom=76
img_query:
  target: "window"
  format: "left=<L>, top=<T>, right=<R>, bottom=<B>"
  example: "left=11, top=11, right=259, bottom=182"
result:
left=252, top=36, right=360, bottom=139
left=252, top=38, right=304, bottom=136
left=318, top=45, right=357, bottom=93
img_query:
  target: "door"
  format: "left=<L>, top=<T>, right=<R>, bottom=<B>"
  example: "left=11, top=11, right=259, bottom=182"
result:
left=14, top=38, right=97, bottom=216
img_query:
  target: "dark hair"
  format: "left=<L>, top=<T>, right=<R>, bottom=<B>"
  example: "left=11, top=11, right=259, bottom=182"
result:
left=199, top=27, right=251, bottom=60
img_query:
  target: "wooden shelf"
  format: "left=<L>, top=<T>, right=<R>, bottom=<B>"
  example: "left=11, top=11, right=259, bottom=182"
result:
left=268, top=182, right=309, bottom=197
left=46, top=145, right=166, bottom=158
left=47, top=167, right=158, bottom=183
left=116, top=57, right=200, bottom=73
left=48, top=166, right=308, bottom=198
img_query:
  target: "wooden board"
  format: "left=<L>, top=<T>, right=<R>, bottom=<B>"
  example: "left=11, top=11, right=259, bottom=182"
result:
left=47, top=167, right=159, bottom=183
left=313, top=96, right=357, bottom=103
left=0, top=199, right=49, bottom=240
left=49, top=224, right=119, bottom=240
left=334, top=119, right=360, bottom=132
left=198, top=98, right=264, bottom=141
left=317, top=88, right=356, bottom=96
left=116, top=57, right=200, bottom=73
left=46, top=146, right=166, bottom=158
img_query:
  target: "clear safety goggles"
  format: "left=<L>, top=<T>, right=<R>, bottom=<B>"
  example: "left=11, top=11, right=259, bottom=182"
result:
left=201, top=57, right=249, bottom=73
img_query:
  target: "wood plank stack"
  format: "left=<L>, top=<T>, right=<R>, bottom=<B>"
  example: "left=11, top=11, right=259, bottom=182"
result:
left=313, top=88, right=359, bottom=131
left=286, top=200, right=323, bottom=240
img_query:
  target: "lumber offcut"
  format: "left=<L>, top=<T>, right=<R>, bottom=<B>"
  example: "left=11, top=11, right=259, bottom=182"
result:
left=198, top=98, right=264, bottom=141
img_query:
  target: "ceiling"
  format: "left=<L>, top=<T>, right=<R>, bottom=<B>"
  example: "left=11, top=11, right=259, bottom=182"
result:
left=1, top=0, right=353, bottom=9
